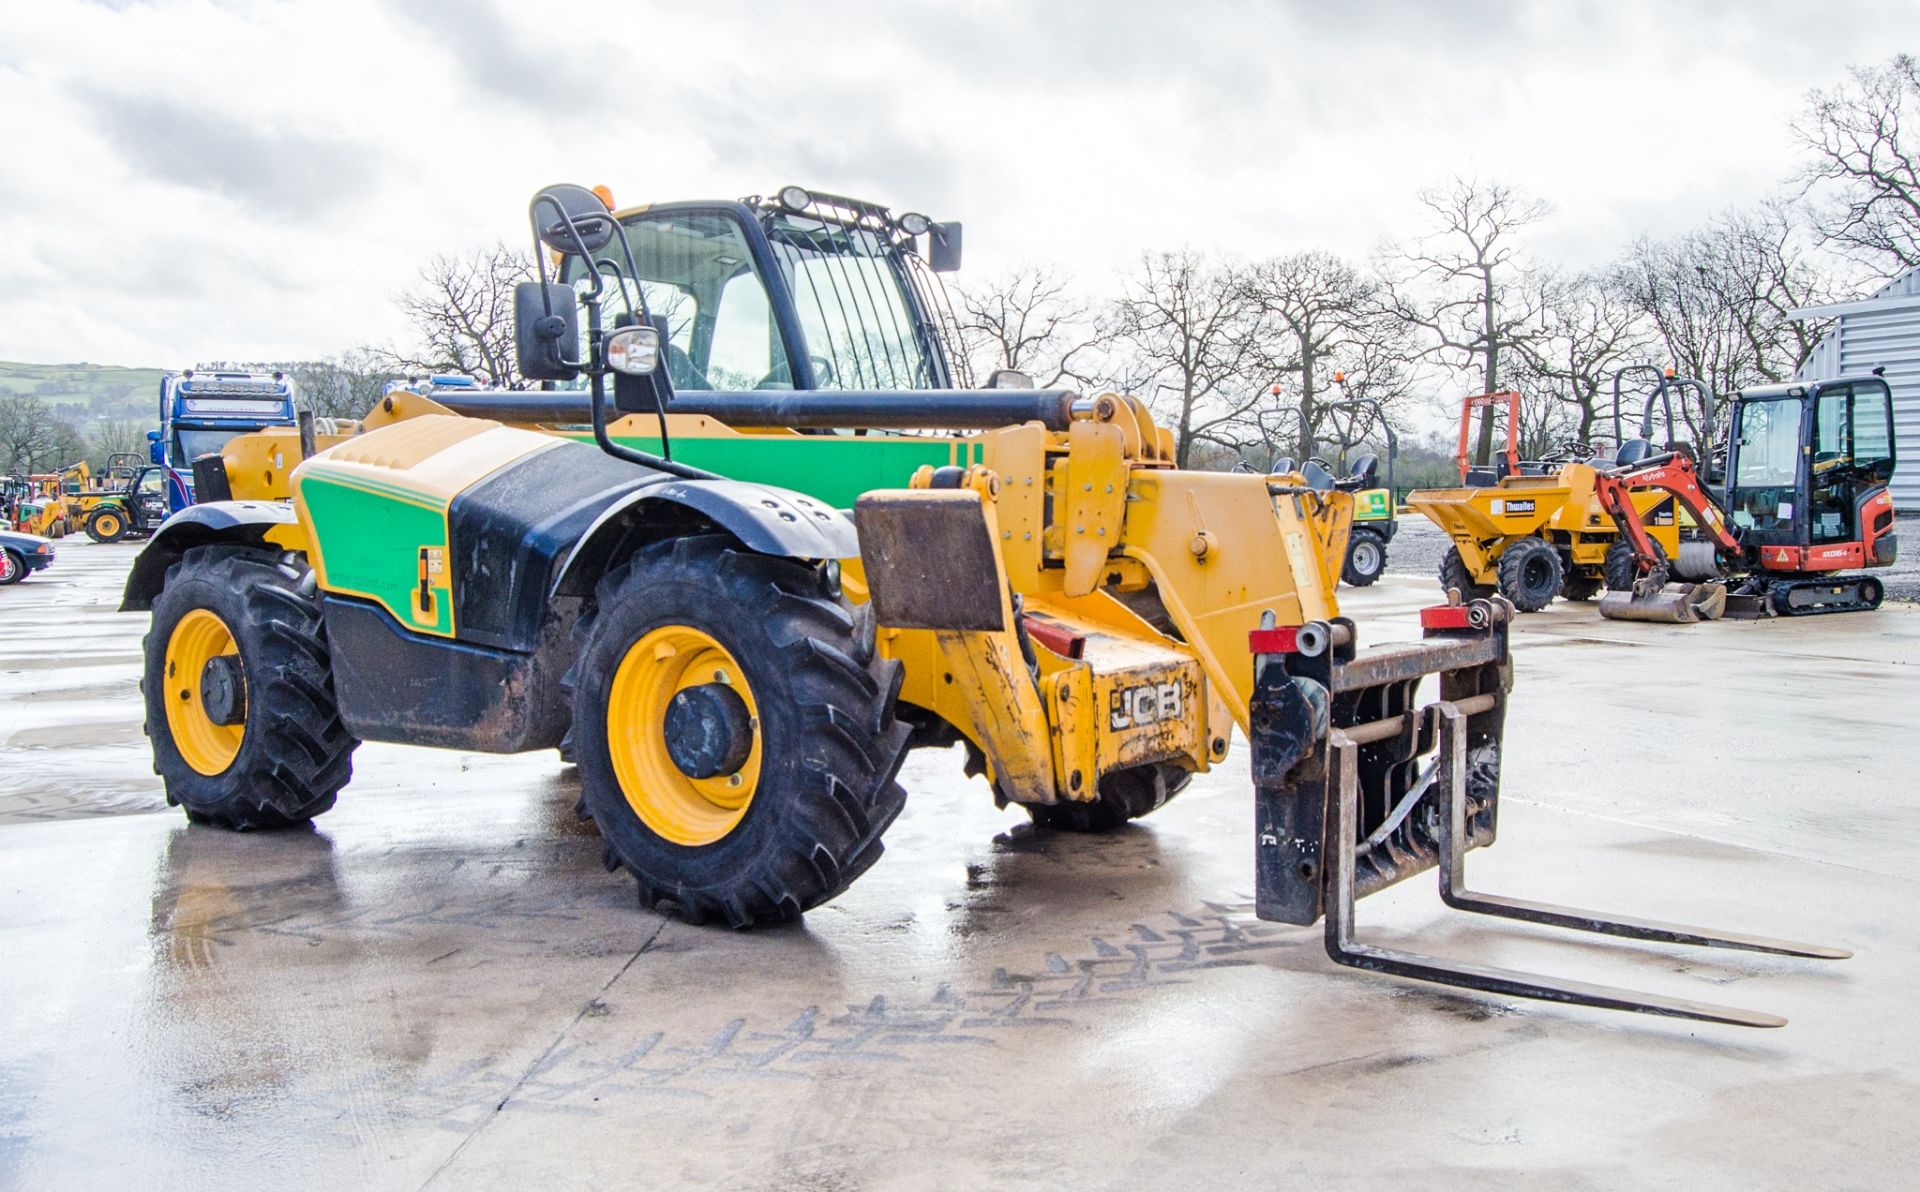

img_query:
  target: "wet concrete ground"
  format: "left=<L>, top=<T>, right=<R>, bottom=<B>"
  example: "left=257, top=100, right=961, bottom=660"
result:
left=3, top=538, right=1918, bottom=1190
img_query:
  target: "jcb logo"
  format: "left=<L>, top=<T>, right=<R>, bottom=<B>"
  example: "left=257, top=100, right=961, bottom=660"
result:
left=1111, top=682, right=1182, bottom=731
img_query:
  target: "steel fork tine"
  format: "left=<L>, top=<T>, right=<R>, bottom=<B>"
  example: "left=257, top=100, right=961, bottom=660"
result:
left=1322, top=731, right=1789, bottom=1028
left=1430, top=703, right=1850, bottom=960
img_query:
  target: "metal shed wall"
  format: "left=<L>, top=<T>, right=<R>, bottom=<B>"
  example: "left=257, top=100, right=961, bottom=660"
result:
left=1798, top=267, right=1920, bottom=510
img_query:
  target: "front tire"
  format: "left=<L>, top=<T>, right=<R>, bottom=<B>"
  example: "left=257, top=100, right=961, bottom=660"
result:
left=1438, top=546, right=1495, bottom=602
left=0, top=549, right=23, bottom=585
left=143, top=546, right=357, bottom=828
left=87, top=508, right=128, bottom=543
left=1603, top=537, right=1670, bottom=592
left=1496, top=537, right=1563, bottom=612
left=570, top=536, right=910, bottom=927
left=1341, top=528, right=1388, bottom=587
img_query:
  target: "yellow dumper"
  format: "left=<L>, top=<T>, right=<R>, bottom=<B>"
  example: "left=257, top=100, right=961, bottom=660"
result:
left=1407, top=392, right=1681, bottom=611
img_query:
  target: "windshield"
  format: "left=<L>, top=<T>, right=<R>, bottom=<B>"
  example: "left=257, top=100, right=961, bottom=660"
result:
left=173, top=428, right=247, bottom=464
left=1727, top=396, right=1802, bottom=532
left=763, top=213, right=940, bottom=390
left=1732, top=398, right=1800, bottom=488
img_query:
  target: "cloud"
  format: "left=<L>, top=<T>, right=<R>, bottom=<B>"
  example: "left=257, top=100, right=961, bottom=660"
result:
left=71, top=86, right=383, bottom=220
left=0, top=0, right=1910, bottom=369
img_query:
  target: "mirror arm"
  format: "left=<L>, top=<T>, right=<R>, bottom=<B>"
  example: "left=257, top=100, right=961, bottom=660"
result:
left=581, top=300, right=714, bottom=481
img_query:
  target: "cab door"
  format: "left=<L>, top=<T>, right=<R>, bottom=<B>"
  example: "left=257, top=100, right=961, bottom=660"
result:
left=1808, top=380, right=1896, bottom=545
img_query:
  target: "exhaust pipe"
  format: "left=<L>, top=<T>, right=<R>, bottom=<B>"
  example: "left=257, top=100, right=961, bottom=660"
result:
left=1597, top=581, right=1727, bottom=624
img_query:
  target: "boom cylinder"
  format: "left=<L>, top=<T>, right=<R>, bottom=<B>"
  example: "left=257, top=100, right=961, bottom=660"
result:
left=427, top=388, right=1083, bottom=432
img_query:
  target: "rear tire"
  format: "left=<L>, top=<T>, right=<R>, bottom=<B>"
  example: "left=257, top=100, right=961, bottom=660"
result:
left=1496, top=537, right=1563, bottom=612
left=569, top=535, right=910, bottom=927
left=1341, top=528, right=1388, bottom=587
left=1603, top=537, right=1669, bottom=592
left=87, top=508, right=128, bottom=543
left=1026, top=762, right=1193, bottom=832
left=1438, top=546, right=1495, bottom=602
left=0, top=549, right=23, bottom=585
left=143, top=546, right=357, bottom=829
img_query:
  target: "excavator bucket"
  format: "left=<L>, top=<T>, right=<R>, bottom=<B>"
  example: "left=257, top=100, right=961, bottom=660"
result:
left=1247, top=596, right=1846, bottom=1026
left=1596, top=581, right=1727, bottom=624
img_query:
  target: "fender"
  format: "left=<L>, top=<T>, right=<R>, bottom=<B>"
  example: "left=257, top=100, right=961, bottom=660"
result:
left=552, top=477, right=858, bottom=598
left=120, top=501, right=298, bottom=611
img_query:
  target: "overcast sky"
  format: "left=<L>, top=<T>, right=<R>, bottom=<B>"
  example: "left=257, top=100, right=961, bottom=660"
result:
left=0, top=0, right=1910, bottom=369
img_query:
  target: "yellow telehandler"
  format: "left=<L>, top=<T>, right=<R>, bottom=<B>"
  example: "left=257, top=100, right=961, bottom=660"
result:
left=123, top=183, right=1844, bottom=1025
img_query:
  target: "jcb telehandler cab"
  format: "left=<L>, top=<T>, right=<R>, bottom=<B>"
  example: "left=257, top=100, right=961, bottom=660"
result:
left=123, top=183, right=1845, bottom=1026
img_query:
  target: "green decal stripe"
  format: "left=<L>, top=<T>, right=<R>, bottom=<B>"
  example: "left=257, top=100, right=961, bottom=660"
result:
left=585, top=433, right=965, bottom=509
left=300, top=476, right=453, bottom=635
left=302, top=469, right=451, bottom=511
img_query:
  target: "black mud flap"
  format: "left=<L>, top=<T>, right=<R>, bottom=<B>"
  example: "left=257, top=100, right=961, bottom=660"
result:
left=1246, top=598, right=1848, bottom=1027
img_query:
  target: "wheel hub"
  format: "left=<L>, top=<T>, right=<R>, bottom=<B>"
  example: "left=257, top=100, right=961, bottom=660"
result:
left=198, top=655, right=247, bottom=726
left=662, top=682, right=754, bottom=779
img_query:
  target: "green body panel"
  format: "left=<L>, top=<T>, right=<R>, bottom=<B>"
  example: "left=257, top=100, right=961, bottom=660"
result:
left=300, top=476, right=453, bottom=635
left=594, top=433, right=979, bottom=509
left=1353, top=487, right=1393, bottom=523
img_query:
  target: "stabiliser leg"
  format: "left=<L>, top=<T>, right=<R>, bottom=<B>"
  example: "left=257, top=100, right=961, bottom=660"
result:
left=1322, top=703, right=1847, bottom=1028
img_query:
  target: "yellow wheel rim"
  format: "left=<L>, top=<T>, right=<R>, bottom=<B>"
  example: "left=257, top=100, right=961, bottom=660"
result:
left=96, top=513, right=120, bottom=536
left=164, top=609, right=246, bottom=776
left=606, top=625, right=762, bottom=847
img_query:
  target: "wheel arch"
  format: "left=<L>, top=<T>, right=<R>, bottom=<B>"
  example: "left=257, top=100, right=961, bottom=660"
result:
left=552, top=478, right=857, bottom=600
left=120, top=501, right=300, bottom=612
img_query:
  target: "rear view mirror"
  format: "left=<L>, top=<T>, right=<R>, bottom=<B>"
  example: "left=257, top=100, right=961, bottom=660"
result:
left=930, top=221, right=963, bottom=272
left=515, top=282, right=581, bottom=381
left=531, top=183, right=616, bottom=256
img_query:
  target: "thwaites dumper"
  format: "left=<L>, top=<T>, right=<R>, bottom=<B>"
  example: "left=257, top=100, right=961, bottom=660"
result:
left=1407, top=388, right=1687, bottom=611
left=125, top=184, right=1843, bottom=1024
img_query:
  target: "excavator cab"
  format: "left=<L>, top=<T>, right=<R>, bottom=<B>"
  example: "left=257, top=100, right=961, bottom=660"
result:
left=1725, top=377, right=1897, bottom=563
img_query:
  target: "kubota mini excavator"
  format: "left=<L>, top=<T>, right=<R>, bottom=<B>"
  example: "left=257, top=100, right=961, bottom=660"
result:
left=1597, top=373, right=1898, bottom=620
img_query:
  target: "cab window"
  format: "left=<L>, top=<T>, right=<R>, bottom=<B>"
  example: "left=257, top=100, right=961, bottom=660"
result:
left=565, top=210, right=794, bottom=392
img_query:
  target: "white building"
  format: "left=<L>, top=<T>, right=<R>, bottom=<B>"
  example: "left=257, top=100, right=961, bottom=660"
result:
left=1794, top=265, right=1920, bottom=510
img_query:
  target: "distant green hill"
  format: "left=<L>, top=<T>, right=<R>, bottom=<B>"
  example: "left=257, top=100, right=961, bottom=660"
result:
left=0, top=361, right=169, bottom=426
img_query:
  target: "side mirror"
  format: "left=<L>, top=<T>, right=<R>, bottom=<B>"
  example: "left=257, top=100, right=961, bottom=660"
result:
left=515, top=282, right=581, bottom=381
left=985, top=368, right=1033, bottom=390
left=1349, top=452, right=1380, bottom=488
left=145, top=430, right=162, bottom=442
left=531, top=183, right=616, bottom=256
left=929, top=221, right=963, bottom=272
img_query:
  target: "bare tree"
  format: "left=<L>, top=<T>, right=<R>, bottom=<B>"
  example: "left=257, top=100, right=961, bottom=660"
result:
left=1615, top=202, right=1840, bottom=446
left=1381, top=177, right=1552, bottom=463
left=1514, top=269, right=1650, bottom=448
left=382, top=242, right=537, bottom=388
left=1108, top=251, right=1267, bottom=467
left=287, top=350, right=392, bottom=421
left=0, top=394, right=86, bottom=476
left=86, top=418, right=151, bottom=469
left=951, top=265, right=1112, bottom=388
left=1238, top=250, right=1417, bottom=462
left=1793, top=54, right=1920, bottom=276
